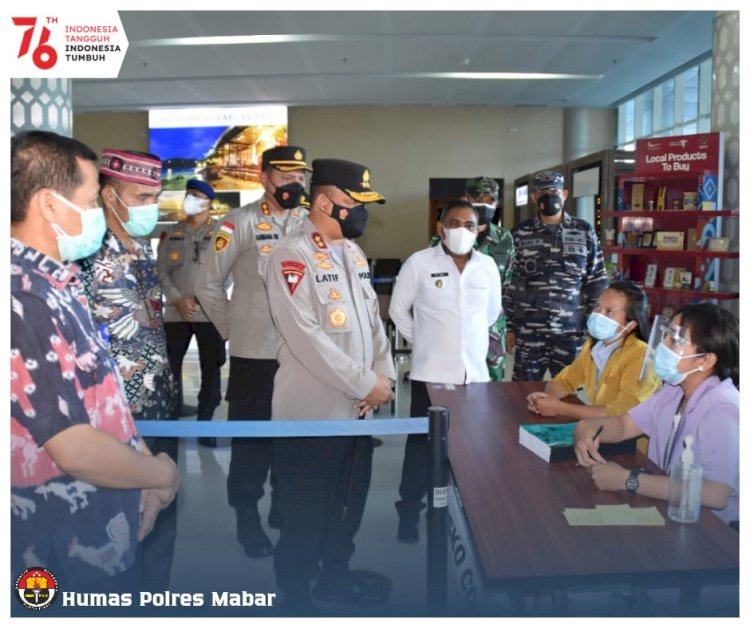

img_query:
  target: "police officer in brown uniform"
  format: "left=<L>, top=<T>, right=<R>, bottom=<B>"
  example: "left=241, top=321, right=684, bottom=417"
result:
left=196, top=146, right=310, bottom=558
left=265, top=159, right=395, bottom=609
left=157, top=179, right=226, bottom=448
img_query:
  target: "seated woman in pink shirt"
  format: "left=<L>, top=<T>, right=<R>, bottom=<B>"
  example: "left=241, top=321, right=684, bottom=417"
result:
left=573, top=302, right=739, bottom=525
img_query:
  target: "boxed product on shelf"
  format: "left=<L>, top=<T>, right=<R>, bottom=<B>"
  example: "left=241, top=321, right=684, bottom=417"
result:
left=655, top=231, right=685, bottom=250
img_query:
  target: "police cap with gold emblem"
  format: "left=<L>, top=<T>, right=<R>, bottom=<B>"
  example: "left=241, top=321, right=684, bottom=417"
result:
left=261, top=145, right=312, bottom=172
left=311, top=159, right=386, bottom=204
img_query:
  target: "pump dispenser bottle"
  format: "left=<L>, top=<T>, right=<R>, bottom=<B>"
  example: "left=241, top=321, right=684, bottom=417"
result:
left=668, top=435, right=703, bottom=523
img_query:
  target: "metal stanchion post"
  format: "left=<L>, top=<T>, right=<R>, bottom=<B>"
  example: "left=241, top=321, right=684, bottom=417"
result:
left=426, top=405, right=449, bottom=613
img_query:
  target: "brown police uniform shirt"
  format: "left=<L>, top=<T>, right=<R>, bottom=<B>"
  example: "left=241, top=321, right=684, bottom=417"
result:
left=265, top=218, right=396, bottom=420
left=156, top=217, right=217, bottom=323
left=196, top=198, right=307, bottom=359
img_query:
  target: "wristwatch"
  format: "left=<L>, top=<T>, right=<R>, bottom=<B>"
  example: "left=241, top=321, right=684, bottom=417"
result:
left=625, top=468, right=642, bottom=495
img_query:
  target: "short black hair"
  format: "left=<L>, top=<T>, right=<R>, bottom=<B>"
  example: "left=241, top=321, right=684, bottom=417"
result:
left=439, top=199, right=478, bottom=223
left=676, top=302, right=739, bottom=387
left=11, top=130, right=97, bottom=224
left=607, top=280, right=650, bottom=341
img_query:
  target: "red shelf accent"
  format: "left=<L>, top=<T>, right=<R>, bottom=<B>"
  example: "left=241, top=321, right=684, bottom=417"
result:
left=602, top=247, right=739, bottom=259
left=601, top=210, right=739, bottom=218
left=641, top=286, right=739, bottom=300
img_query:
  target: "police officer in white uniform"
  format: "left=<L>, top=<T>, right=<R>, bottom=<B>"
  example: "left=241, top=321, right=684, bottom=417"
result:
left=157, top=179, right=226, bottom=448
left=196, top=146, right=310, bottom=558
left=265, top=159, right=395, bottom=609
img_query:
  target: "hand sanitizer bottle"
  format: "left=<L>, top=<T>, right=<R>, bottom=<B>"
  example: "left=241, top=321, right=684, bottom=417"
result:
left=668, top=435, right=703, bottom=523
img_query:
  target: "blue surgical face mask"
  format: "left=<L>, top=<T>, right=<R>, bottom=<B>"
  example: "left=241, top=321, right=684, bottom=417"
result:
left=587, top=311, right=625, bottom=342
left=50, top=192, right=106, bottom=262
left=113, top=190, right=160, bottom=237
left=653, top=342, right=705, bottom=386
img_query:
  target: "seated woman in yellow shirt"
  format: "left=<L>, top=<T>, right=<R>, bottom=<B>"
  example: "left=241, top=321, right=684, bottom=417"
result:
left=526, top=281, right=660, bottom=419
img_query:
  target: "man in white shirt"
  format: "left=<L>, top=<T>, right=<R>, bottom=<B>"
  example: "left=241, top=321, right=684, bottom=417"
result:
left=389, top=200, right=502, bottom=541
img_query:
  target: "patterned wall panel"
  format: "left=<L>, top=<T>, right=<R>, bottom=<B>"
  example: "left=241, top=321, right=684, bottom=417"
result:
left=711, top=11, right=739, bottom=308
left=11, top=78, right=72, bottom=136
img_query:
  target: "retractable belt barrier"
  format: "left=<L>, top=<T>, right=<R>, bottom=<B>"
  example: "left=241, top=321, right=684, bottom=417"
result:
left=135, top=417, right=428, bottom=438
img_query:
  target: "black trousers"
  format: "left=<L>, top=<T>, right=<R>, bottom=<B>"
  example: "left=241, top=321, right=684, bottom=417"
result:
left=397, top=380, right=432, bottom=513
left=164, top=321, right=226, bottom=419
left=225, top=357, right=277, bottom=510
left=273, top=436, right=373, bottom=592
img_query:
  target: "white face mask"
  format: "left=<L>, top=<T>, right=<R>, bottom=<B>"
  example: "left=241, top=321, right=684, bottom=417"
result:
left=183, top=195, right=209, bottom=216
left=442, top=227, right=477, bottom=255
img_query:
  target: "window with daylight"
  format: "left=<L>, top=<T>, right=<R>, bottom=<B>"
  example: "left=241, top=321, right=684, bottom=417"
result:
left=616, top=57, right=712, bottom=149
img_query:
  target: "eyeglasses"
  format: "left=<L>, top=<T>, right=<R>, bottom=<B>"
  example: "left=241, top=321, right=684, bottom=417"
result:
left=660, top=324, right=699, bottom=356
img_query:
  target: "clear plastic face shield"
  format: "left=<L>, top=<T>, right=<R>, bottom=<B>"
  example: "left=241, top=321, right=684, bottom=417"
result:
left=639, top=315, right=704, bottom=380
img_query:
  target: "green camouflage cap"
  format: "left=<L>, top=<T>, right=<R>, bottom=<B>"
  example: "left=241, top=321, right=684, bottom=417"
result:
left=465, top=176, right=499, bottom=202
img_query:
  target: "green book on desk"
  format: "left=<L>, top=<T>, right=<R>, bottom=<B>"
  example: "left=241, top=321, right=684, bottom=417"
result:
left=519, top=423, right=636, bottom=462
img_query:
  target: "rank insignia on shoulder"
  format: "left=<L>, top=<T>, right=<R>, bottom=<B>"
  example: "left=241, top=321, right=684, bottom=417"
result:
left=328, top=288, right=342, bottom=301
left=261, top=203, right=271, bottom=216
left=256, top=222, right=272, bottom=231
left=353, top=254, right=367, bottom=267
left=281, top=260, right=305, bottom=296
left=311, top=232, right=327, bottom=249
left=328, top=306, right=347, bottom=328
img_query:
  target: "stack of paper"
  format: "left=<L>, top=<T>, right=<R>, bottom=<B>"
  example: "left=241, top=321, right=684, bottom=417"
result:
left=563, top=504, right=665, bottom=526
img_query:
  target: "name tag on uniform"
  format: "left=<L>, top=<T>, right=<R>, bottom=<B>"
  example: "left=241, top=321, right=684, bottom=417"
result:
left=430, top=272, right=449, bottom=277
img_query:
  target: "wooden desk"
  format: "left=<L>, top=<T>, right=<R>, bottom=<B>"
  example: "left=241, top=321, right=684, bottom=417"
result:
left=428, top=381, right=739, bottom=592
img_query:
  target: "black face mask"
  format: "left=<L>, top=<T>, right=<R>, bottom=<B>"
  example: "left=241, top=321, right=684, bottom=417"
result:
left=273, top=181, right=305, bottom=209
left=537, top=192, right=564, bottom=216
left=331, top=202, right=368, bottom=239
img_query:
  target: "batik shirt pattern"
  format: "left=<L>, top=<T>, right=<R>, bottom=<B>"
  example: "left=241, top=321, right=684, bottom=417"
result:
left=79, top=230, right=177, bottom=419
left=11, top=238, right=142, bottom=585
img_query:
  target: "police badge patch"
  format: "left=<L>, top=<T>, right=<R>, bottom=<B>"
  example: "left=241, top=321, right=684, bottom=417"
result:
left=281, top=260, right=306, bottom=296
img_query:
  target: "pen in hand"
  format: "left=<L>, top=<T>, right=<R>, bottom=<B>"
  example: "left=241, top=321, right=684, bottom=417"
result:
left=587, top=425, right=604, bottom=461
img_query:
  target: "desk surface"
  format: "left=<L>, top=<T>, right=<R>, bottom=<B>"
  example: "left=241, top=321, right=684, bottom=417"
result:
left=428, top=381, right=739, bottom=589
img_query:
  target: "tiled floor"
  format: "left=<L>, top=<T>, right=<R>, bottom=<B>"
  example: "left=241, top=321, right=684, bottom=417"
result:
left=157, top=340, right=737, bottom=618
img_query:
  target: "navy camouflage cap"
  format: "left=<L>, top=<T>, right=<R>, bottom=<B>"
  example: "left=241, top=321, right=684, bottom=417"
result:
left=465, top=176, right=499, bottom=202
left=533, top=170, right=564, bottom=191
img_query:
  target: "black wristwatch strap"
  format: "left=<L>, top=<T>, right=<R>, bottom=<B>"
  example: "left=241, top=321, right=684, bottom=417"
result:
left=626, top=468, right=642, bottom=495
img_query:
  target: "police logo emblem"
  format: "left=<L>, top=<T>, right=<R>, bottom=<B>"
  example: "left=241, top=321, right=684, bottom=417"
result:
left=281, top=260, right=305, bottom=296
left=362, top=169, right=371, bottom=188
left=260, top=245, right=274, bottom=255
left=329, top=307, right=347, bottom=328
left=15, top=567, right=59, bottom=611
left=294, top=149, right=303, bottom=160
left=215, top=233, right=231, bottom=252
left=328, top=288, right=342, bottom=301
left=435, top=279, right=444, bottom=288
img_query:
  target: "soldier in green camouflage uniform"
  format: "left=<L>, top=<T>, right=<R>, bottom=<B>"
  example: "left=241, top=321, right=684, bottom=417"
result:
left=429, top=176, right=514, bottom=380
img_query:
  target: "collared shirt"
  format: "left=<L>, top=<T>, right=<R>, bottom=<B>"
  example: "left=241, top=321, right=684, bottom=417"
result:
left=196, top=198, right=307, bottom=359
left=552, top=334, right=660, bottom=417
left=591, top=338, right=622, bottom=382
left=11, top=238, right=141, bottom=585
left=156, top=216, right=217, bottom=323
left=389, top=244, right=502, bottom=385
left=79, top=230, right=177, bottom=419
left=265, top=218, right=396, bottom=420
left=628, top=376, right=739, bottom=524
